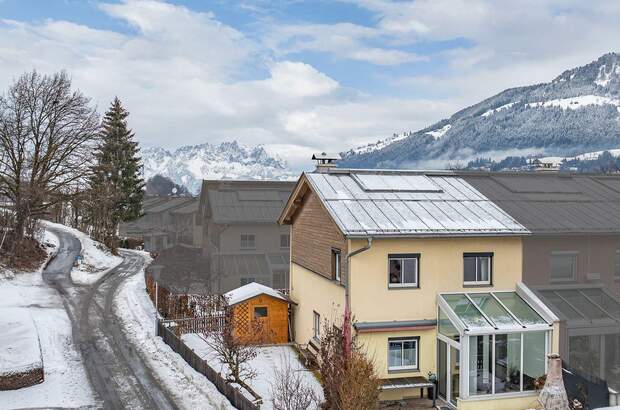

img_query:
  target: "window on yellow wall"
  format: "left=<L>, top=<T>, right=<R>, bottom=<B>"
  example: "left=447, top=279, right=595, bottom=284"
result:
left=313, top=311, right=321, bottom=340
left=388, top=337, right=419, bottom=371
left=388, top=254, right=419, bottom=288
left=463, top=253, right=492, bottom=286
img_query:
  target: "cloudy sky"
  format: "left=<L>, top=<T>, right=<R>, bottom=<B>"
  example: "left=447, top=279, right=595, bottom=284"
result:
left=1, top=0, right=619, bottom=169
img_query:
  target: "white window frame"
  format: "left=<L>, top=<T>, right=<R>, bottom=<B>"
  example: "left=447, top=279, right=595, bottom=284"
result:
left=240, top=233, right=256, bottom=250
left=463, top=253, right=492, bottom=286
left=313, top=311, right=321, bottom=341
left=388, top=254, right=419, bottom=288
left=333, top=249, right=341, bottom=281
left=388, top=337, right=419, bottom=371
left=549, top=251, right=577, bottom=283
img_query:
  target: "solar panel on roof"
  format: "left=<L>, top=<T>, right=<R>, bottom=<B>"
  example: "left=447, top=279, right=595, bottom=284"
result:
left=352, top=174, right=442, bottom=192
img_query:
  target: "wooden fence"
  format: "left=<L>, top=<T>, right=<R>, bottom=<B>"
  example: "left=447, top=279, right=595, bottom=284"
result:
left=157, top=320, right=262, bottom=410
left=169, top=316, right=226, bottom=335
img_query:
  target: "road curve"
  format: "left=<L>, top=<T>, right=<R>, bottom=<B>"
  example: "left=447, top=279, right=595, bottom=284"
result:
left=43, top=226, right=176, bottom=410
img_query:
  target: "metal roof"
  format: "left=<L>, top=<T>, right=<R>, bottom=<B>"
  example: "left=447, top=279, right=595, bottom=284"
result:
left=460, top=173, right=620, bottom=234
left=202, top=180, right=295, bottom=224
left=303, top=170, right=527, bottom=237
left=146, top=197, right=195, bottom=214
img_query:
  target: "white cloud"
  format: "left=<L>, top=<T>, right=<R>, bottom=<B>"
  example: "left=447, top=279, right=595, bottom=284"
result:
left=264, top=22, right=425, bottom=66
left=266, top=61, right=338, bottom=97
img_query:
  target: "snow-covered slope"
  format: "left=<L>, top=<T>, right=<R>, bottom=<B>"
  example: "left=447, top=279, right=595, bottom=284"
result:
left=141, top=141, right=298, bottom=194
left=341, top=52, right=620, bottom=169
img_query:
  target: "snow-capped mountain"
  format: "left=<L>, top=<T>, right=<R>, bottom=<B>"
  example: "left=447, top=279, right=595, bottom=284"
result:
left=341, top=52, right=620, bottom=169
left=141, top=141, right=298, bottom=194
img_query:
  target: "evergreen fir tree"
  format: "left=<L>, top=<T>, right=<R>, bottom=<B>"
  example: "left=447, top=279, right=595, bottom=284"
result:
left=89, top=97, right=144, bottom=250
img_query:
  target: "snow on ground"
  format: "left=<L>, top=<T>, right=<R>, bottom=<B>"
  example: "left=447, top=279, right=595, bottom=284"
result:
left=481, top=102, right=517, bottom=117
left=536, top=148, right=620, bottom=166
left=183, top=334, right=323, bottom=409
left=42, top=221, right=122, bottom=285
left=526, top=95, right=620, bottom=111
left=0, top=309, right=42, bottom=376
left=0, top=230, right=97, bottom=408
left=113, top=258, right=234, bottom=410
left=425, top=124, right=451, bottom=139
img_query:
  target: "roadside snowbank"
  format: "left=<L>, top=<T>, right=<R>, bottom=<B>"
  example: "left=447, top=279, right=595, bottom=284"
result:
left=183, top=334, right=323, bottom=409
left=113, top=256, right=234, bottom=410
left=0, top=229, right=97, bottom=407
left=0, top=309, right=42, bottom=376
left=42, top=221, right=122, bottom=285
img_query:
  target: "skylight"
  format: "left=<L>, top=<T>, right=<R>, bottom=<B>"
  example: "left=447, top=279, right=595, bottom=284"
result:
left=352, top=173, right=442, bottom=193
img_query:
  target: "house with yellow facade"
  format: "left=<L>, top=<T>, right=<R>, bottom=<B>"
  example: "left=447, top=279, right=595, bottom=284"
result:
left=278, top=165, right=560, bottom=409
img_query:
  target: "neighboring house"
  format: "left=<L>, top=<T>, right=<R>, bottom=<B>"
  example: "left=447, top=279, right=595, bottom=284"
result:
left=225, top=282, right=295, bottom=344
left=279, top=166, right=559, bottom=409
left=461, top=173, right=620, bottom=393
left=199, top=180, right=295, bottom=294
left=119, top=196, right=200, bottom=251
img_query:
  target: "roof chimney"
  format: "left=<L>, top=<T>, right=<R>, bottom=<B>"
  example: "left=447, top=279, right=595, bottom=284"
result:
left=312, top=152, right=340, bottom=173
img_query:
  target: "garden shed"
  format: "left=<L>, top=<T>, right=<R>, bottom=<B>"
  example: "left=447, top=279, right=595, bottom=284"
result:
left=225, top=282, right=294, bottom=344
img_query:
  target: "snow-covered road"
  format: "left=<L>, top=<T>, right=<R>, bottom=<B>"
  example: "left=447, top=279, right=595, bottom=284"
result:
left=43, top=226, right=176, bottom=409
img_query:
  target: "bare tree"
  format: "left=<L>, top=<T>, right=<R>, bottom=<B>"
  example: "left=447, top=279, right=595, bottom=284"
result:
left=204, top=295, right=264, bottom=399
left=270, top=352, right=319, bottom=410
left=0, top=70, right=98, bottom=255
left=319, top=320, right=381, bottom=410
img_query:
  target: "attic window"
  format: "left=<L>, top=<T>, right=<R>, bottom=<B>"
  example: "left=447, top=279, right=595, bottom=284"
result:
left=352, top=174, right=442, bottom=193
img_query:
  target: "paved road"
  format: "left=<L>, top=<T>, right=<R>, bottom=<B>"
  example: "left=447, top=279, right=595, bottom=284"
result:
left=43, top=227, right=176, bottom=410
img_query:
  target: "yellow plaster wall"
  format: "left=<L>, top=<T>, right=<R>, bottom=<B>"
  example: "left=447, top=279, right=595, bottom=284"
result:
left=349, top=236, right=523, bottom=322
left=290, top=262, right=345, bottom=344
left=457, top=393, right=540, bottom=410
left=357, top=328, right=437, bottom=380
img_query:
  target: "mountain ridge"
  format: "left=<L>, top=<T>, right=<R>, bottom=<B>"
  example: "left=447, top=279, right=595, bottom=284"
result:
left=341, top=52, right=620, bottom=168
left=141, top=141, right=298, bottom=194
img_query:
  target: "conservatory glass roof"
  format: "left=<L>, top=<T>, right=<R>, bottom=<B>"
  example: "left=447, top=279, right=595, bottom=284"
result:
left=535, top=287, right=620, bottom=324
left=439, top=291, right=550, bottom=335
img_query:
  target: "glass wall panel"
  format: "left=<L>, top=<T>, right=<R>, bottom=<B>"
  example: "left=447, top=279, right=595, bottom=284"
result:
left=439, top=307, right=460, bottom=340
left=450, top=345, right=460, bottom=406
left=494, top=334, right=521, bottom=393
left=494, top=292, right=547, bottom=325
left=469, top=293, right=519, bottom=329
left=605, top=334, right=620, bottom=391
left=469, top=335, right=492, bottom=395
left=438, top=339, right=447, bottom=399
left=442, top=294, right=493, bottom=330
left=569, top=335, right=601, bottom=380
left=523, top=332, right=546, bottom=390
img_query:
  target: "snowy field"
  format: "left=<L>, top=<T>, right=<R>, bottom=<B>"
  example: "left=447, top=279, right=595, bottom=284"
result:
left=183, top=333, right=323, bottom=409
left=43, top=221, right=122, bottom=285
left=0, top=229, right=98, bottom=408
left=113, top=259, right=234, bottom=409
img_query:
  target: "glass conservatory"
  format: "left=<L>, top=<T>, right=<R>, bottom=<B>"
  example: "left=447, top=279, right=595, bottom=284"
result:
left=436, top=286, right=556, bottom=406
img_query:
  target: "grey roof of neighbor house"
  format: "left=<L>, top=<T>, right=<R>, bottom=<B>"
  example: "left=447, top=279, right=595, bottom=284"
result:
left=146, top=197, right=195, bottom=214
left=459, top=173, right=620, bottom=234
left=303, top=169, right=527, bottom=237
left=201, top=180, right=296, bottom=224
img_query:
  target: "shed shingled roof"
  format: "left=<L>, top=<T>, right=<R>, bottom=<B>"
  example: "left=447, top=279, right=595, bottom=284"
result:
left=459, top=173, right=620, bottom=234
left=299, top=169, right=527, bottom=237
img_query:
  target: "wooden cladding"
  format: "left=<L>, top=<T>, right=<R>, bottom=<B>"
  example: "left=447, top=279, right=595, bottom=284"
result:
left=291, top=189, right=348, bottom=284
